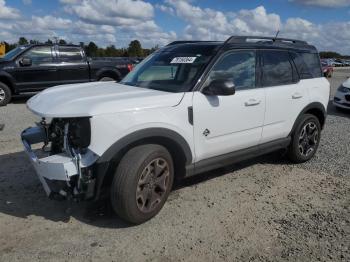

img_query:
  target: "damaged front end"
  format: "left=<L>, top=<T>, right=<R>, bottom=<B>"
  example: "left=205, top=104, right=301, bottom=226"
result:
left=21, top=117, right=98, bottom=201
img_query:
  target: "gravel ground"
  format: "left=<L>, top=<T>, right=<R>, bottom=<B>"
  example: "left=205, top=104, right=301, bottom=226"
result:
left=0, top=71, right=349, bottom=261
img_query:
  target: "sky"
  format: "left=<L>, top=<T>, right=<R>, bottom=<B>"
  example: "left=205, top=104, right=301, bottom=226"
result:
left=1, top=0, right=350, bottom=54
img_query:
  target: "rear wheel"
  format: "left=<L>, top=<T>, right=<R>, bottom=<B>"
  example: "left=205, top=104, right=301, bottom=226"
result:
left=110, top=144, right=174, bottom=224
left=99, top=77, right=115, bottom=82
left=0, top=82, right=11, bottom=107
left=287, top=114, right=321, bottom=163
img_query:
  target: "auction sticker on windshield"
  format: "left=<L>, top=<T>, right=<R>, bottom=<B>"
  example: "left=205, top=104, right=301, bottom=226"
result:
left=171, top=57, right=197, bottom=64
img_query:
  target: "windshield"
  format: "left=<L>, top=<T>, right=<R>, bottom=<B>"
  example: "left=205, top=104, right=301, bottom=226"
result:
left=121, top=46, right=217, bottom=92
left=2, top=46, right=26, bottom=60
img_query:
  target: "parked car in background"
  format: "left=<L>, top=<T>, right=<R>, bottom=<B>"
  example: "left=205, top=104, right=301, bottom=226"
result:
left=0, top=44, right=134, bottom=106
left=321, top=60, right=334, bottom=78
left=342, top=60, right=350, bottom=66
left=333, top=78, right=350, bottom=110
left=21, top=36, right=329, bottom=224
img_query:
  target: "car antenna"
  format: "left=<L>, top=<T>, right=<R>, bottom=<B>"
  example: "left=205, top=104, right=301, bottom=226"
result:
left=273, top=30, right=280, bottom=41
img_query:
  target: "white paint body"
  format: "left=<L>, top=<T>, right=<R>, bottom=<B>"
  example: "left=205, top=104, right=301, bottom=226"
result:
left=27, top=77, right=330, bottom=166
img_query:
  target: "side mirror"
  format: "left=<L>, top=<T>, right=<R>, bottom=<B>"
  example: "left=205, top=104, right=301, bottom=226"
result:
left=19, top=57, right=32, bottom=67
left=202, top=79, right=236, bottom=96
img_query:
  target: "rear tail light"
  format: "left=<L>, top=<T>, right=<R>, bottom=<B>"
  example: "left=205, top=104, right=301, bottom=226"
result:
left=127, top=64, right=134, bottom=72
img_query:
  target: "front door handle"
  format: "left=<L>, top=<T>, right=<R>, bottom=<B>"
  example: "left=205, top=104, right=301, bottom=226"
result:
left=47, top=68, right=57, bottom=72
left=245, top=99, right=261, bottom=106
left=292, top=92, right=303, bottom=99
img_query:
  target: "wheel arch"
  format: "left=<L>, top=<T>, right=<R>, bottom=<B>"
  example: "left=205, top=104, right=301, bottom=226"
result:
left=290, top=102, right=327, bottom=136
left=94, top=128, right=193, bottom=200
left=0, top=72, right=16, bottom=94
left=96, top=68, right=121, bottom=81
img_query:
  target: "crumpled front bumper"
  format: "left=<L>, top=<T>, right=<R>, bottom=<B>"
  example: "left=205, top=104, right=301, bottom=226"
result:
left=21, top=126, right=79, bottom=197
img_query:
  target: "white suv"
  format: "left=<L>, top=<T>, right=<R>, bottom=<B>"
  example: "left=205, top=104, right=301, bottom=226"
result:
left=21, top=36, right=330, bottom=224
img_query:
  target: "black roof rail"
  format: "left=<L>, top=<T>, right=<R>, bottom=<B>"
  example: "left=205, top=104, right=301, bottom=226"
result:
left=166, top=40, right=221, bottom=46
left=225, top=36, right=308, bottom=45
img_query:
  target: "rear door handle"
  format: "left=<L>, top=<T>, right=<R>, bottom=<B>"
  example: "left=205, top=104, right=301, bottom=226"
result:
left=292, top=93, right=303, bottom=99
left=245, top=99, right=261, bottom=106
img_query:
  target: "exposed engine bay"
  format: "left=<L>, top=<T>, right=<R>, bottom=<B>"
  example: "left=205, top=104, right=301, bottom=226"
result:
left=21, top=117, right=97, bottom=201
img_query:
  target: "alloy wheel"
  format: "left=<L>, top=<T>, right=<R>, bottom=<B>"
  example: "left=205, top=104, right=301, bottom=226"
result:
left=136, top=158, right=170, bottom=213
left=298, top=121, right=319, bottom=157
left=0, top=87, right=5, bottom=102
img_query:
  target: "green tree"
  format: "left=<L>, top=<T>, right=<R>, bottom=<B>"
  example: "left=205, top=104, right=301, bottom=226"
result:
left=18, top=37, right=28, bottom=45
left=319, top=51, right=342, bottom=59
left=29, top=39, right=40, bottom=44
left=128, top=40, right=143, bottom=57
left=58, top=39, right=67, bottom=45
left=45, top=39, right=53, bottom=44
left=105, top=45, right=117, bottom=57
left=85, top=41, right=99, bottom=57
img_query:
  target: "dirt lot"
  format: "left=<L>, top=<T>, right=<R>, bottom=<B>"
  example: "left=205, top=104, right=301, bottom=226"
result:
left=0, top=70, right=349, bottom=261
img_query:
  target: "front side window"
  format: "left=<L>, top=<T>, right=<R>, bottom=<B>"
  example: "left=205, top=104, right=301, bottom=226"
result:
left=204, top=51, right=256, bottom=90
left=58, top=47, right=83, bottom=62
left=262, top=50, right=294, bottom=87
left=24, top=46, right=53, bottom=65
left=121, top=46, right=218, bottom=93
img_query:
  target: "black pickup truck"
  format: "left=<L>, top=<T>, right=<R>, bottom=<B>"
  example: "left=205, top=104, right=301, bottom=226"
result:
left=0, top=44, right=134, bottom=106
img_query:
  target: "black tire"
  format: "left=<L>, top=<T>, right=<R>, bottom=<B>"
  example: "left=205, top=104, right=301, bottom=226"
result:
left=287, top=114, right=321, bottom=163
left=99, top=77, right=115, bottom=82
left=110, top=144, right=174, bottom=224
left=335, top=106, right=350, bottom=113
left=0, top=82, right=11, bottom=107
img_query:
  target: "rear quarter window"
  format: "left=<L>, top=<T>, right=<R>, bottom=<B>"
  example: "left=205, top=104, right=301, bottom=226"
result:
left=291, top=52, right=322, bottom=79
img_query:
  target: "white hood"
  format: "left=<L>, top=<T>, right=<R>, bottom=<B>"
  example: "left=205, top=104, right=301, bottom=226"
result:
left=27, top=82, right=185, bottom=118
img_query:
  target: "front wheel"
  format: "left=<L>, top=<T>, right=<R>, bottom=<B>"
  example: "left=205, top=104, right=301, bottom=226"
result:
left=0, top=83, right=11, bottom=107
left=110, top=144, right=174, bottom=224
left=287, top=114, right=321, bottom=163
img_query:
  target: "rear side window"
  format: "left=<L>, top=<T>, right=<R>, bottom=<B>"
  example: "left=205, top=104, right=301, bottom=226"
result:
left=261, top=51, right=294, bottom=87
left=24, top=46, right=53, bottom=65
left=58, top=47, right=84, bottom=62
left=292, top=52, right=322, bottom=79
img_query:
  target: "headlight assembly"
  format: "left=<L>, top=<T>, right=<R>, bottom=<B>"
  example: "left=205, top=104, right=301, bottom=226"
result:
left=68, top=118, right=91, bottom=150
left=338, top=85, right=350, bottom=93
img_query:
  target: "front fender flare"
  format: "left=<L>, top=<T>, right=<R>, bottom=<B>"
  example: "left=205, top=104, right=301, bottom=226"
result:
left=97, top=127, right=193, bottom=164
left=0, top=71, right=17, bottom=93
left=93, top=128, right=193, bottom=200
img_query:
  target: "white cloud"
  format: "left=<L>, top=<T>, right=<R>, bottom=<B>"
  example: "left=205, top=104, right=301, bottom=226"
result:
left=164, top=1, right=281, bottom=40
left=291, top=0, right=350, bottom=7
left=1, top=0, right=350, bottom=54
left=155, top=4, right=175, bottom=15
left=62, top=0, right=154, bottom=26
left=31, top=16, right=72, bottom=30
left=160, top=0, right=350, bottom=54
left=59, top=0, right=81, bottom=4
left=0, top=0, right=21, bottom=20
left=22, top=0, right=32, bottom=5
